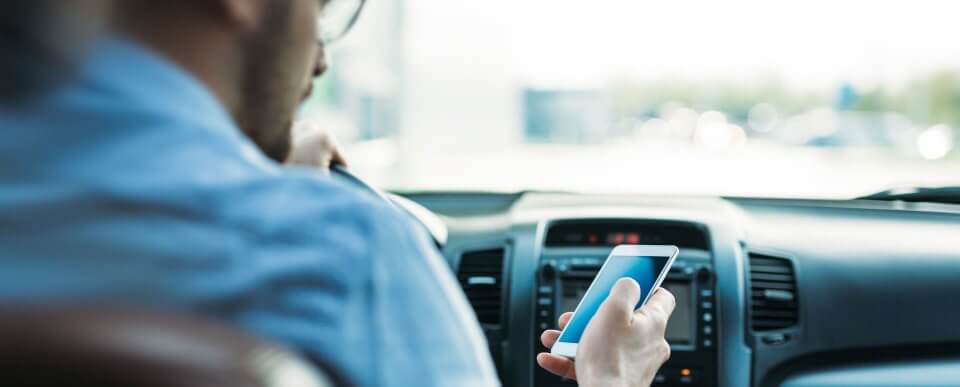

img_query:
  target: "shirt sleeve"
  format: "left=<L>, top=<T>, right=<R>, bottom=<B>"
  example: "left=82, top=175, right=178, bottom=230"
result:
left=221, top=176, right=500, bottom=387
left=364, top=204, right=500, bottom=387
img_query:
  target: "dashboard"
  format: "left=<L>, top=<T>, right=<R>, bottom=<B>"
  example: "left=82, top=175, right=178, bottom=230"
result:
left=400, top=192, right=960, bottom=387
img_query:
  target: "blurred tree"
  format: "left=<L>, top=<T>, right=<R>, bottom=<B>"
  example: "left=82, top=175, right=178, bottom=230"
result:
left=608, top=77, right=827, bottom=123
left=610, top=69, right=960, bottom=133
left=925, top=71, right=960, bottom=127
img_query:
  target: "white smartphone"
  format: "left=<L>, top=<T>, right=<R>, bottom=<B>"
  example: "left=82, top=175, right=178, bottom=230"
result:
left=551, top=244, right=679, bottom=358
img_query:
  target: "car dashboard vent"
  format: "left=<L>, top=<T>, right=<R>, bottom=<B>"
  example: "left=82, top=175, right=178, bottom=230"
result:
left=748, top=253, right=798, bottom=331
left=457, top=248, right=506, bottom=325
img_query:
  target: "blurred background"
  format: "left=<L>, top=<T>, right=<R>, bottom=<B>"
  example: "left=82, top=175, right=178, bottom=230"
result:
left=299, top=0, right=960, bottom=198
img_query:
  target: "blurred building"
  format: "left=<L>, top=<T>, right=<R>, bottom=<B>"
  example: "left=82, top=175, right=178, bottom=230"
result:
left=524, top=89, right=612, bottom=144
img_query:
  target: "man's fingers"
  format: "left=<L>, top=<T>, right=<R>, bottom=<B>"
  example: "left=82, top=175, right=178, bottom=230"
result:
left=288, top=121, right=345, bottom=169
left=595, top=277, right=641, bottom=325
left=536, top=353, right=577, bottom=380
left=326, top=133, right=347, bottom=167
left=541, top=329, right=561, bottom=349
left=638, top=287, right=677, bottom=329
left=538, top=312, right=577, bottom=379
left=330, top=148, right=347, bottom=167
left=539, top=312, right=573, bottom=349
left=557, top=311, right=573, bottom=330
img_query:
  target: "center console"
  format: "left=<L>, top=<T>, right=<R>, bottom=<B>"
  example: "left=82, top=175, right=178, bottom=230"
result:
left=533, top=220, right=718, bottom=387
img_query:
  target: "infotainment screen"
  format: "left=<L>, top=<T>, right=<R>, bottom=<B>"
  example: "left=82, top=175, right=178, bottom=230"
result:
left=560, top=280, right=692, bottom=344
left=662, top=281, right=692, bottom=344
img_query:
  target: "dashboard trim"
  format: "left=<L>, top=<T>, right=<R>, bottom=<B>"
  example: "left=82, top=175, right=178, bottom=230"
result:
left=707, top=220, right=753, bottom=387
left=504, top=220, right=546, bottom=387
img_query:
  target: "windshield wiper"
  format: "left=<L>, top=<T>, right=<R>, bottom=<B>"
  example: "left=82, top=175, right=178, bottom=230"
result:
left=858, top=186, right=960, bottom=205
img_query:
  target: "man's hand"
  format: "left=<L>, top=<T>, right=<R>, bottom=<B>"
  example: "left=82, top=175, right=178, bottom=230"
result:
left=286, top=121, right=347, bottom=169
left=537, top=278, right=676, bottom=387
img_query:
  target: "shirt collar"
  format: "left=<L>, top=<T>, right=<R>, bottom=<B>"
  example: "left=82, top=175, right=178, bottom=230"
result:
left=73, top=37, right=281, bottom=173
left=79, top=37, right=242, bottom=142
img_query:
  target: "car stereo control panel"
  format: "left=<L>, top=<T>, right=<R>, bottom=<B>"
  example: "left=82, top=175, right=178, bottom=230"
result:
left=532, top=220, right=717, bottom=387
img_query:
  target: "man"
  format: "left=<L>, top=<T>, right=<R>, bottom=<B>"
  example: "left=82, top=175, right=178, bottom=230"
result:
left=0, top=1, right=675, bottom=386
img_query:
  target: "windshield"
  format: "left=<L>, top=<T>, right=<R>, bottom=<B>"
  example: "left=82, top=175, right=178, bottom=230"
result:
left=300, top=0, right=960, bottom=199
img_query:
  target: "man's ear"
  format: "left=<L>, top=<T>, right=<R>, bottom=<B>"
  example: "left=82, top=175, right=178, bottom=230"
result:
left=214, top=0, right=269, bottom=31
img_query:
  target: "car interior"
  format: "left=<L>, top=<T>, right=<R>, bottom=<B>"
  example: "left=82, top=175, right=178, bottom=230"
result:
left=319, top=2, right=960, bottom=385
left=7, top=1, right=960, bottom=387
left=391, top=189, right=960, bottom=387
left=0, top=306, right=338, bottom=387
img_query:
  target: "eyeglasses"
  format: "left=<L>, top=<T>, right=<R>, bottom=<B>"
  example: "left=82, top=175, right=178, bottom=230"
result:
left=317, top=0, right=367, bottom=45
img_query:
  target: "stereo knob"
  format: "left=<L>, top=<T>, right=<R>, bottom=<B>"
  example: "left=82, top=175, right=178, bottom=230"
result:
left=540, top=262, right=557, bottom=282
left=697, top=267, right=713, bottom=283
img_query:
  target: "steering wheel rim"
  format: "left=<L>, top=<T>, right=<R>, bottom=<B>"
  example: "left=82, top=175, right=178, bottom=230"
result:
left=329, top=165, right=447, bottom=247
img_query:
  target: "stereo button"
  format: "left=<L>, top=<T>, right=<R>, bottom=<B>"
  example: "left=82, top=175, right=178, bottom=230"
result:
left=703, top=313, right=713, bottom=322
left=678, top=368, right=698, bottom=384
left=653, top=373, right=666, bottom=384
left=696, top=267, right=713, bottom=283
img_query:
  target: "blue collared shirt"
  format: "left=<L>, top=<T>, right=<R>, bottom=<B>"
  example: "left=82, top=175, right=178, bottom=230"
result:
left=0, top=39, right=499, bottom=387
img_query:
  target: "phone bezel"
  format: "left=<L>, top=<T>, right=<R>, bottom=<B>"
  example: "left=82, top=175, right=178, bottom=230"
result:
left=550, top=244, right=680, bottom=358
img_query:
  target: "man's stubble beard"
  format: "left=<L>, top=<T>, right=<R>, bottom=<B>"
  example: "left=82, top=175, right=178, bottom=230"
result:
left=237, top=50, right=297, bottom=163
left=234, top=2, right=301, bottom=163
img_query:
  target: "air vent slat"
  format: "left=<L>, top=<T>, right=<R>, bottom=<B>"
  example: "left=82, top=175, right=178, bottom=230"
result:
left=750, top=266, right=794, bottom=275
left=458, top=248, right=506, bottom=325
left=749, top=273, right=795, bottom=282
left=753, top=320, right=795, bottom=329
left=748, top=253, right=798, bottom=331
left=751, top=310, right=798, bottom=318
left=750, top=257, right=789, bottom=265
left=750, top=299, right=797, bottom=308
left=750, top=282, right=795, bottom=290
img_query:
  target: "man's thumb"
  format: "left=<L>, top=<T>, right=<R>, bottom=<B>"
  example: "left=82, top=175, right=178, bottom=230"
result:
left=595, top=278, right=642, bottom=325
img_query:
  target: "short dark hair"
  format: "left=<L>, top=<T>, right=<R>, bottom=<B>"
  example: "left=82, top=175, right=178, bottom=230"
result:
left=0, top=1, right=104, bottom=103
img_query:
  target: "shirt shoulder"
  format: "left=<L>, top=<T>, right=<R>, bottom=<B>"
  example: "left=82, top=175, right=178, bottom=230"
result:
left=207, top=168, right=412, bottom=258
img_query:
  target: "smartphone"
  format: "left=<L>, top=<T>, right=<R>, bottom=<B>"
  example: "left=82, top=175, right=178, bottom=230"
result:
left=551, top=244, right=679, bottom=358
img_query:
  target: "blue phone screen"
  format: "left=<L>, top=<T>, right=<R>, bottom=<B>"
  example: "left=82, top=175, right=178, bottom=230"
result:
left=557, top=255, right=670, bottom=344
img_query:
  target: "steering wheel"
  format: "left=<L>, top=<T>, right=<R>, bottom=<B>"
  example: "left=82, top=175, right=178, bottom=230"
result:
left=330, top=165, right=448, bottom=247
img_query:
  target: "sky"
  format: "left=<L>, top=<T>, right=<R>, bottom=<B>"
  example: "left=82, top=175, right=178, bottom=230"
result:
left=406, top=0, right=960, bottom=90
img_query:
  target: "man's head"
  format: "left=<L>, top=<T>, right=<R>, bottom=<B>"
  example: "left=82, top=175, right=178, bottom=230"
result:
left=114, top=0, right=344, bottom=161
left=0, top=0, right=110, bottom=103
